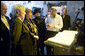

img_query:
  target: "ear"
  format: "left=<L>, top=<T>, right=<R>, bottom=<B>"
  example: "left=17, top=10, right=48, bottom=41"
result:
left=16, top=9, right=21, bottom=16
left=16, top=9, right=20, bottom=14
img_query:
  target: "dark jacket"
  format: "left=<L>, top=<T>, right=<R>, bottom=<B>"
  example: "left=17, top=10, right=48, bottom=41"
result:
left=1, top=15, right=10, bottom=55
left=13, top=17, right=33, bottom=55
left=33, top=17, right=46, bottom=42
left=61, top=15, right=71, bottom=30
left=23, top=18, right=39, bottom=55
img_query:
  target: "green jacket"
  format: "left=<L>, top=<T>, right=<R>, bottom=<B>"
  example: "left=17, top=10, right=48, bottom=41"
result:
left=23, top=18, right=38, bottom=55
left=13, top=18, right=23, bottom=46
left=13, top=17, right=33, bottom=55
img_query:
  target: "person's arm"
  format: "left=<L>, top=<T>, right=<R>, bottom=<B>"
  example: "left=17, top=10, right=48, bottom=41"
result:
left=45, top=17, right=47, bottom=24
left=45, top=16, right=49, bottom=24
left=55, top=16, right=63, bottom=29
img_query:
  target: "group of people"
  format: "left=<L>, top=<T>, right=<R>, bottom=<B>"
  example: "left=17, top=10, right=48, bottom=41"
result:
left=1, top=3, right=44, bottom=55
left=1, top=2, right=84, bottom=55
left=45, top=7, right=71, bottom=55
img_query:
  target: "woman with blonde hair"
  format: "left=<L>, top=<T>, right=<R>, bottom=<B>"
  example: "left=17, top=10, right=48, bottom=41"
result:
left=23, top=8, right=39, bottom=55
left=12, top=4, right=33, bottom=55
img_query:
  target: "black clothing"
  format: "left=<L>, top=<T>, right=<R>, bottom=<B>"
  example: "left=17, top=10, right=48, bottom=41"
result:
left=23, top=18, right=38, bottom=55
left=61, top=15, right=70, bottom=30
left=33, top=17, right=46, bottom=55
left=1, top=15, right=10, bottom=55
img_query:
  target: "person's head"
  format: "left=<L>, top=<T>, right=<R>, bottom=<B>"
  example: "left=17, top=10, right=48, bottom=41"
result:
left=76, top=20, right=81, bottom=25
left=48, top=11, right=51, bottom=15
left=62, top=8, right=67, bottom=15
left=1, top=2, right=7, bottom=15
left=14, top=4, right=26, bottom=19
left=25, top=8, right=33, bottom=19
left=35, top=12, right=40, bottom=17
left=51, top=6, right=57, bottom=17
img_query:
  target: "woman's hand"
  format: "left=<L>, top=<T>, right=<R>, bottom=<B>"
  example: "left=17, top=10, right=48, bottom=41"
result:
left=34, top=35, right=39, bottom=40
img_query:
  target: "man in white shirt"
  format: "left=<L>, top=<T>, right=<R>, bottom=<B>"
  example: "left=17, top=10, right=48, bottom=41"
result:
left=45, top=7, right=63, bottom=32
left=45, top=6, right=63, bottom=55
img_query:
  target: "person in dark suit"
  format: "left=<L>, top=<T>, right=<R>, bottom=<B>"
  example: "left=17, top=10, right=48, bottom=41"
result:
left=33, top=11, right=46, bottom=55
left=1, top=2, right=10, bottom=55
left=61, top=8, right=71, bottom=30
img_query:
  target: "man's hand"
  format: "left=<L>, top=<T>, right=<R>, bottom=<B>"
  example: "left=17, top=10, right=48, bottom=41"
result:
left=46, top=24, right=55, bottom=28
left=34, top=35, right=39, bottom=40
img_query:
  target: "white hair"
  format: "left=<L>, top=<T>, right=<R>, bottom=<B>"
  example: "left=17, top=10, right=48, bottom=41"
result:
left=11, top=4, right=25, bottom=18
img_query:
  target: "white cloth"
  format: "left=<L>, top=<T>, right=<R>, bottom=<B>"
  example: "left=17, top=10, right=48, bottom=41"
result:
left=48, top=30, right=78, bottom=46
left=45, top=14, right=63, bottom=32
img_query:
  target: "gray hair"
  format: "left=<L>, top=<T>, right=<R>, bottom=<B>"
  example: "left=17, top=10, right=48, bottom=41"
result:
left=11, top=4, right=25, bottom=18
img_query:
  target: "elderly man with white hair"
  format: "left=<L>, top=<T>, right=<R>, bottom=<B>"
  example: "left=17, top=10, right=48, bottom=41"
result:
left=45, top=6, right=63, bottom=55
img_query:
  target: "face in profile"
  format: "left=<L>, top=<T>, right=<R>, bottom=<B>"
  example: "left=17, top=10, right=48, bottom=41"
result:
left=51, top=9, right=56, bottom=15
left=36, top=13, right=40, bottom=17
left=26, top=12, right=33, bottom=19
left=63, top=9, right=67, bottom=15
left=1, top=3, right=7, bottom=15
left=20, top=8, right=26, bottom=19
left=51, top=9, right=57, bottom=18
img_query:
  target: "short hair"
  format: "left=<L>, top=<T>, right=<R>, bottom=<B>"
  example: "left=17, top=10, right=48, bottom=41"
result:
left=13, top=4, right=25, bottom=17
left=62, top=8, right=67, bottom=12
left=1, top=2, right=7, bottom=9
left=25, top=8, right=32, bottom=14
left=51, top=6, right=57, bottom=11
